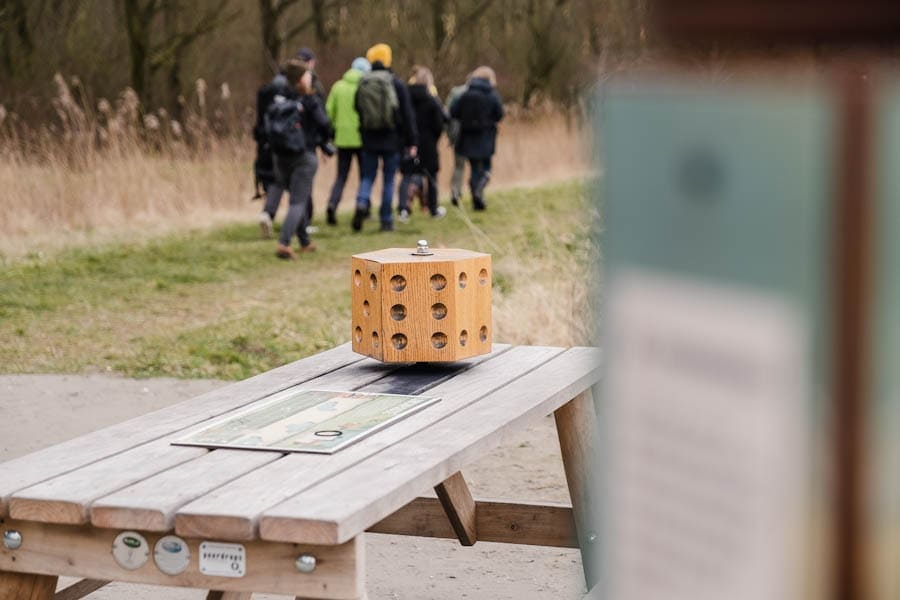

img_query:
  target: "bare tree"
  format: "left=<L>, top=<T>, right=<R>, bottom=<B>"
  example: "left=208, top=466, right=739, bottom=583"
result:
left=122, top=0, right=237, bottom=109
left=0, top=0, right=33, bottom=75
left=257, top=0, right=339, bottom=78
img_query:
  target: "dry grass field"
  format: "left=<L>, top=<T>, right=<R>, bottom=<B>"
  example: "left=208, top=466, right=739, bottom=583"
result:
left=0, top=81, right=591, bottom=258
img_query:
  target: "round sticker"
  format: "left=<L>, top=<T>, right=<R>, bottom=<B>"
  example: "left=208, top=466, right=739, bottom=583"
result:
left=154, top=535, right=191, bottom=575
left=111, top=531, right=150, bottom=570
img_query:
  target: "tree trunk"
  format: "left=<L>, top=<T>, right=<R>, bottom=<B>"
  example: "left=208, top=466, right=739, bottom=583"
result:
left=311, top=0, right=329, bottom=45
left=123, top=0, right=149, bottom=103
left=259, top=0, right=280, bottom=77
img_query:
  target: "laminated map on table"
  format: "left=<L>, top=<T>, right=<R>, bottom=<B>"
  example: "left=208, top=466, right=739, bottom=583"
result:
left=173, top=389, right=440, bottom=454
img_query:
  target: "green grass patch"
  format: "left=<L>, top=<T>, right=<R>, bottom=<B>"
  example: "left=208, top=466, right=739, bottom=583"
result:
left=0, top=180, right=593, bottom=379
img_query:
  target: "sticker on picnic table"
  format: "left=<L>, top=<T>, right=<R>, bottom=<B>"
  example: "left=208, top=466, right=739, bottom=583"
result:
left=173, top=389, right=441, bottom=454
left=111, top=531, right=150, bottom=570
left=199, top=541, right=245, bottom=578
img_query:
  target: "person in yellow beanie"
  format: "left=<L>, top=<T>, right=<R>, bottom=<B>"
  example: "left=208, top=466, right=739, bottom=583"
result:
left=352, top=43, right=419, bottom=232
left=365, top=43, right=392, bottom=68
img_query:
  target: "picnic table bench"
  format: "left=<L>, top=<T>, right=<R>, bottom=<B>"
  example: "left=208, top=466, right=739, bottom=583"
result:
left=0, top=342, right=602, bottom=599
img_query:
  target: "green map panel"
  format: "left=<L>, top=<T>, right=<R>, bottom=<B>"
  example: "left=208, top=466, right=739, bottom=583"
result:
left=174, top=389, right=440, bottom=454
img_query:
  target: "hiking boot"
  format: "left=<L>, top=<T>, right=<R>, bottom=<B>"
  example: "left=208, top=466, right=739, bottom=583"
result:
left=326, top=207, right=337, bottom=226
left=258, top=211, right=273, bottom=238
left=300, top=242, right=317, bottom=253
left=380, top=221, right=394, bottom=232
left=275, top=244, right=296, bottom=260
left=352, top=207, right=366, bottom=232
left=432, top=206, right=447, bottom=219
left=398, top=209, right=410, bottom=224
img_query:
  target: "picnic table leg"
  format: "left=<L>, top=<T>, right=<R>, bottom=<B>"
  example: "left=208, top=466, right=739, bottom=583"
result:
left=206, top=592, right=252, bottom=600
left=554, top=388, right=601, bottom=589
left=0, top=570, right=58, bottom=600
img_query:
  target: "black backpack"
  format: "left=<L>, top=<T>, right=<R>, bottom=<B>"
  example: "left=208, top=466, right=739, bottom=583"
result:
left=264, top=96, right=307, bottom=154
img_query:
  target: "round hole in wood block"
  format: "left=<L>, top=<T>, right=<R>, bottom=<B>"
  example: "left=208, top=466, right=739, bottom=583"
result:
left=430, top=273, right=447, bottom=291
left=354, top=269, right=362, bottom=287
left=431, top=332, right=448, bottom=349
left=390, top=304, right=407, bottom=321
left=354, top=326, right=362, bottom=344
left=372, top=331, right=380, bottom=349
left=431, top=303, right=447, bottom=320
left=390, top=274, right=407, bottom=292
left=369, top=273, right=378, bottom=290
left=479, top=268, right=489, bottom=285
left=392, top=333, right=408, bottom=350
left=479, top=325, right=488, bottom=342
left=458, top=272, right=468, bottom=288
left=362, top=300, right=370, bottom=317
left=459, top=329, right=468, bottom=347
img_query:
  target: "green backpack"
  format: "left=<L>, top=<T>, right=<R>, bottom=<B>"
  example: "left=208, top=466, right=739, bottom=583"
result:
left=356, top=70, right=399, bottom=130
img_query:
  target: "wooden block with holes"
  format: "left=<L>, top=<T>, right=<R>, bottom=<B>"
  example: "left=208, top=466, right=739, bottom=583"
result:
left=351, top=245, right=492, bottom=362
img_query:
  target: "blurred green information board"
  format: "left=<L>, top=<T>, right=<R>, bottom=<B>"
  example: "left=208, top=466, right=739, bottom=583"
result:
left=598, top=77, right=834, bottom=600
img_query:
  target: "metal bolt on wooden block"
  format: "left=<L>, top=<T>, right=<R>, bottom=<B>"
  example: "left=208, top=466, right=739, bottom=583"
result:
left=351, top=242, right=492, bottom=363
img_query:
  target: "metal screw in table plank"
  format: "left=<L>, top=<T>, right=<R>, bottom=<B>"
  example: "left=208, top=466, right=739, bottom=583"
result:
left=2, top=530, right=22, bottom=550
left=295, top=554, right=317, bottom=573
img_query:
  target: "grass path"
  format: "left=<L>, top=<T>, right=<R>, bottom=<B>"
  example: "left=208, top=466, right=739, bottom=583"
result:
left=0, top=181, right=595, bottom=379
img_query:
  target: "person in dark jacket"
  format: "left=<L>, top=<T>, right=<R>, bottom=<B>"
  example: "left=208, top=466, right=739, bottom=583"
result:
left=398, top=66, right=447, bottom=221
left=295, top=47, right=328, bottom=228
left=449, top=66, right=503, bottom=211
left=352, top=43, right=419, bottom=232
left=254, top=71, right=292, bottom=238
left=272, top=59, right=332, bottom=259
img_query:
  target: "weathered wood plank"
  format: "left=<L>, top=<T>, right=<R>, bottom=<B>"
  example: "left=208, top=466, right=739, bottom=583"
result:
left=0, top=571, right=57, bottom=600
left=175, top=344, right=550, bottom=541
left=433, top=472, right=477, bottom=546
left=0, top=343, right=362, bottom=517
left=555, top=388, right=601, bottom=588
left=53, top=579, right=109, bottom=600
left=10, top=353, right=407, bottom=526
left=257, top=347, right=602, bottom=544
left=9, top=445, right=207, bottom=524
left=368, top=497, right=578, bottom=548
left=0, top=519, right=363, bottom=598
left=90, top=450, right=279, bottom=530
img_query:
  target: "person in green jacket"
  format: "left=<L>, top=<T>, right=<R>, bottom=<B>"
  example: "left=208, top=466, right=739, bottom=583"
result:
left=325, top=57, right=370, bottom=225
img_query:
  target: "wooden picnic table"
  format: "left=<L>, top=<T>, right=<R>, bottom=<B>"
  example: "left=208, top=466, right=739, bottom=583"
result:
left=0, top=343, right=601, bottom=600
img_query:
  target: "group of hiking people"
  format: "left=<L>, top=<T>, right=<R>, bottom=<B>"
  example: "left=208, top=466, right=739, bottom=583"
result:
left=252, top=43, right=504, bottom=259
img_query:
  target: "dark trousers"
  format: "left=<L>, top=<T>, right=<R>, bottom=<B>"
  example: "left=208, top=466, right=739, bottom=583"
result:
left=469, top=157, right=492, bottom=207
left=275, top=151, right=318, bottom=248
left=327, top=148, right=362, bottom=212
left=356, top=149, right=401, bottom=225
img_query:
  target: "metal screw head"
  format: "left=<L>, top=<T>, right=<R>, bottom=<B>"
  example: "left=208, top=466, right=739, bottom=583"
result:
left=414, top=239, right=433, bottom=256
left=295, top=554, right=317, bottom=573
left=2, top=530, right=22, bottom=550
left=587, top=532, right=598, bottom=544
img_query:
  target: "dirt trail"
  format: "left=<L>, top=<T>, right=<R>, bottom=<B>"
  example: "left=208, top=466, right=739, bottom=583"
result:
left=0, top=374, right=585, bottom=600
